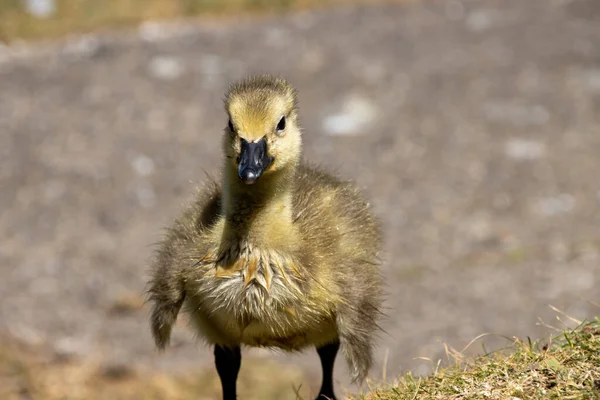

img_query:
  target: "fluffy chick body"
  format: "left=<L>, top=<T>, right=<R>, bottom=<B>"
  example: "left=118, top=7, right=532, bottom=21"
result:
left=148, top=76, right=382, bottom=383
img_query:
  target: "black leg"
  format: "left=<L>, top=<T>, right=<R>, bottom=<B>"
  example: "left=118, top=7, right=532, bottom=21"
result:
left=214, top=345, right=241, bottom=400
left=315, top=340, right=339, bottom=400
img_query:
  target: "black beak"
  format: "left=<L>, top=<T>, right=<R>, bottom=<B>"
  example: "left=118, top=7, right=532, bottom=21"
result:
left=238, top=137, right=273, bottom=185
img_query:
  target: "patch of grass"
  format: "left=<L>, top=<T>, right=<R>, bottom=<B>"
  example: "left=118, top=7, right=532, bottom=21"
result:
left=359, top=317, right=600, bottom=400
left=2, top=317, right=598, bottom=399
left=0, top=0, right=408, bottom=43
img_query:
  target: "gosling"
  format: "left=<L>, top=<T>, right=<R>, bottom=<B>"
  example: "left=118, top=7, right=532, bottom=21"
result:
left=147, top=75, right=382, bottom=400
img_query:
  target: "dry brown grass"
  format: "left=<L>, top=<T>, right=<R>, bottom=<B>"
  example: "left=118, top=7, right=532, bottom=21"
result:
left=359, top=317, right=600, bottom=400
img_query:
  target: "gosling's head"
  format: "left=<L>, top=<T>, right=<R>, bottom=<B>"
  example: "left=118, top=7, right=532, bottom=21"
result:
left=224, top=75, right=301, bottom=185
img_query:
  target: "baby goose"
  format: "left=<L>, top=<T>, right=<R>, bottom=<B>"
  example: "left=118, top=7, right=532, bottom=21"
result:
left=148, top=75, right=382, bottom=400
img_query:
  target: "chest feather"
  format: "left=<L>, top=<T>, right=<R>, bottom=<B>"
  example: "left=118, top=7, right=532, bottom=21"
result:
left=188, top=244, right=306, bottom=320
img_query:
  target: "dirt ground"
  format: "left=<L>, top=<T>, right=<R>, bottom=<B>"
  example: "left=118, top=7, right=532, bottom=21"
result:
left=1, top=0, right=599, bottom=398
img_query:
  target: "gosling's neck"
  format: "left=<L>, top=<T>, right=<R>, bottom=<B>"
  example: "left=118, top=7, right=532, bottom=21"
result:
left=221, top=162, right=298, bottom=247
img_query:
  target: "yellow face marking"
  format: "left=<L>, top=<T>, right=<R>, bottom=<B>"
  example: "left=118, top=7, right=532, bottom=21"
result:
left=228, top=95, right=287, bottom=142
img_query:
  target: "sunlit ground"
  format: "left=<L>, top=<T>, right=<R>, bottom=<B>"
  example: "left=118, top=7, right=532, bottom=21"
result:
left=0, top=337, right=313, bottom=400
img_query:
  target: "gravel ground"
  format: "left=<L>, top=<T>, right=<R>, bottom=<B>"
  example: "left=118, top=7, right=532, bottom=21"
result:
left=1, top=0, right=599, bottom=397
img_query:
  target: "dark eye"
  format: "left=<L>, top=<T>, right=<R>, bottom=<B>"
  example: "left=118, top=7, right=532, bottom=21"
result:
left=228, top=119, right=235, bottom=132
left=276, top=116, right=286, bottom=133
